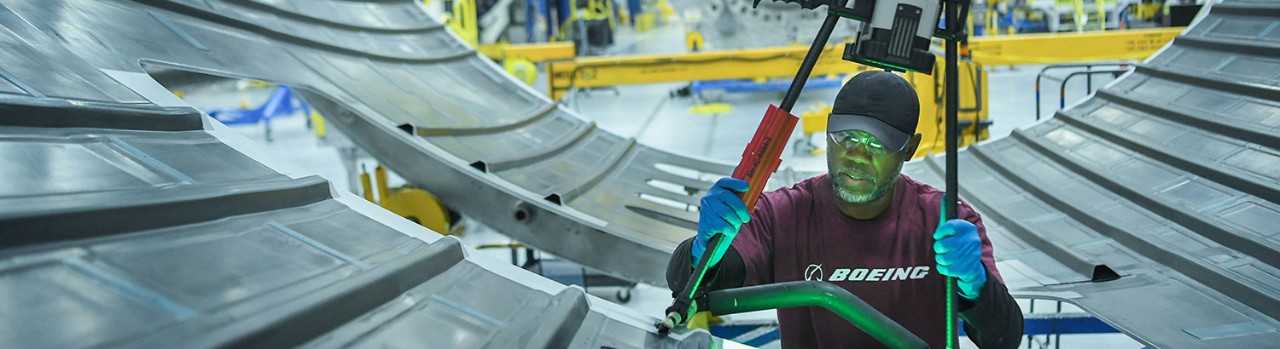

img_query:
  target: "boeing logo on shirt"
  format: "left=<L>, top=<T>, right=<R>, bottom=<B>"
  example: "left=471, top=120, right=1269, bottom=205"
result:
left=805, top=265, right=931, bottom=282
left=804, top=264, right=824, bottom=281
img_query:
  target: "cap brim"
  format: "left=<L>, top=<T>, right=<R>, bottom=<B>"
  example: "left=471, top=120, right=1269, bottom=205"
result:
left=828, top=113, right=910, bottom=151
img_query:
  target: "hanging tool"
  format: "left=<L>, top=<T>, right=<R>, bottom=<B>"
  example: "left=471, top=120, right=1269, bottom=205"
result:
left=655, top=1, right=844, bottom=334
left=656, top=0, right=844, bottom=335
left=657, top=1, right=972, bottom=348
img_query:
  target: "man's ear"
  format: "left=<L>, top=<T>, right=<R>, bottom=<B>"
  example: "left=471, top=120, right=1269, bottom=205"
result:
left=901, top=133, right=922, bottom=160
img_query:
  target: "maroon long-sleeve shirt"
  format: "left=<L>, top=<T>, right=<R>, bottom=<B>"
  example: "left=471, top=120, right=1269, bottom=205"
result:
left=668, top=174, right=1022, bottom=348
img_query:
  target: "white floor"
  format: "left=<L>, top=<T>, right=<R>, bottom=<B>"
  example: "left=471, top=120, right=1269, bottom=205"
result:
left=172, top=21, right=1146, bottom=348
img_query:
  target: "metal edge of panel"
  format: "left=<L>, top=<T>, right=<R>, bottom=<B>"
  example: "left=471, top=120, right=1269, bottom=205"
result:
left=0, top=5, right=717, bottom=349
left=0, top=0, right=1277, bottom=347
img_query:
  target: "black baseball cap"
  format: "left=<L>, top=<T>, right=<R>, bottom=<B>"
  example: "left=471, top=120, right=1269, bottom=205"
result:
left=828, top=71, right=920, bottom=152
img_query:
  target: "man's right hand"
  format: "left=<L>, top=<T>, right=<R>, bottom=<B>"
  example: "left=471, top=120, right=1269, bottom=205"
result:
left=692, top=177, right=751, bottom=267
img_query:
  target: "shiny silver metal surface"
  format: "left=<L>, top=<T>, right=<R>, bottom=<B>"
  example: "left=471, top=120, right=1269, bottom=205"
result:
left=0, top=1, right=714, bottom=347
left=1, top=0, right=1278, bottom=347
left=0, top=0, right=723, bottom=286
left=901, top=1, right=1280, bottom=346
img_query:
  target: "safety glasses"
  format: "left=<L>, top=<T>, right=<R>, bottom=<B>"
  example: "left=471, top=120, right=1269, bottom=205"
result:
left=827, top=130, right=895, bottom=157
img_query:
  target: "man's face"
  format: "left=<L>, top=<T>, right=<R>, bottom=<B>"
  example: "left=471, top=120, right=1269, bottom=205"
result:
left=826, top=129, right=906, bottom=204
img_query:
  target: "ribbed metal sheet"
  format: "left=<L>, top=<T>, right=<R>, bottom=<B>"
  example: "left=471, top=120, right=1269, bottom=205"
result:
left=901, top=1, right=1280, bottom=346
left=0, top=1, right=713, bottom=347
left=1, top=0, right=1278, bottom=347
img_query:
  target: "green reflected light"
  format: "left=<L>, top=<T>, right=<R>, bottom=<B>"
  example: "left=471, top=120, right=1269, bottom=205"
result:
left=706, top=281, right=928, bottom=349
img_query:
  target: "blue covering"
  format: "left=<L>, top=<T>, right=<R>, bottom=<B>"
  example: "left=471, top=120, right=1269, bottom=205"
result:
left=207, top=85, right=309, bottom=126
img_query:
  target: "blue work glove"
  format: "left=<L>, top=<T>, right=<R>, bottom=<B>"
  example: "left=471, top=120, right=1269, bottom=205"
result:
left=692, top=177, right=751, bottom=268
left=934, top=219, right=987, bottom=300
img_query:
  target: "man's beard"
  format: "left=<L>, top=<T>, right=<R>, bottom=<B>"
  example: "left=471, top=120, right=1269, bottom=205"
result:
left=832, top=171, right=897, bottom=204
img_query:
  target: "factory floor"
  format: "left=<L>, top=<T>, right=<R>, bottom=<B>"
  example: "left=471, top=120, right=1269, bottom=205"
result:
left=173, top=21, right=1147, bottom=349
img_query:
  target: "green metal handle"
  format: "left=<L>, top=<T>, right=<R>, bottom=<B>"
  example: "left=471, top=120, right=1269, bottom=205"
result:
left=706, top=281, right=929, bottom=349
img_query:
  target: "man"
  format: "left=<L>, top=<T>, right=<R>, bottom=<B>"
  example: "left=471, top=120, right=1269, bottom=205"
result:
left=667, top=71, right=1022, bottom=348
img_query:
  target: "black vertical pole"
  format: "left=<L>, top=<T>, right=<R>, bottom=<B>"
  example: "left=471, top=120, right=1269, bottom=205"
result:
left=780, top=0, right=845, bottom=112
left=944, top=0, right=961, bottom=347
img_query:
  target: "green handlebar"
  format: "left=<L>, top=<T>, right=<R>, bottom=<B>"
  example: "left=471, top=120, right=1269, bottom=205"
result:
left=706, top=281, right=929, bottom=349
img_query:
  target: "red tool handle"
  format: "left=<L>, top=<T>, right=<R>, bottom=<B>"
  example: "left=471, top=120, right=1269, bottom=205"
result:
left=731, top=104, right=799, bottom=213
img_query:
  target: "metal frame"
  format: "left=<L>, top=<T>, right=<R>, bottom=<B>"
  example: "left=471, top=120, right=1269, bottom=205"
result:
left=0, top=0, right=1277, bottom=347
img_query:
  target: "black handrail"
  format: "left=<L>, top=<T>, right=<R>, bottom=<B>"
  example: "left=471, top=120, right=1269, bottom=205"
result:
left=1034, top=62, right=1131, bottom=120
left=1057, top=68, right=1132, bottom=109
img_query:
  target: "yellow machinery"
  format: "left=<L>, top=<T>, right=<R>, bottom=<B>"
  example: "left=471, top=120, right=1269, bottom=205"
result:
left=475, top=42, right=577, bottom=85
left=547, top=44, right=855, bottom=101
left=505, top=58, right=539, bottom=85
left=478, top=42, right=576, bottom=62
left=632, top=0, right=678, bottom=33
left=452, top=0, right=480, bottom=47
left=906, top=63, right=989, bottom=157
left=475, top=42, right=575, bottom=86
left=557, top=0, right=614, bottom=49
left=686, top=31, right=704, bottom=52
left=548, top=27, right=1179, bottom=99
left=546, top=28, right=1179, bottom=157
left=964, top=27, right=1180, bottom=64
left=573, top=0, right=616, bottom=29
left=309, top=110, right=326, bottom=139
left=1133, top=1, right=1163, bottom=20
left=360, top=165, right=460, bottom=235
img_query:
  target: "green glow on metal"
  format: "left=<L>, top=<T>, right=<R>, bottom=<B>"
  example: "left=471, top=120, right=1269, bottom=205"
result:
left=683, top=235, right=733, bottom=319
left=719, top=287, right=894, bottom=334
left=707, top=282, right=927, bottom=349
left=859, top=57, right=922, bottom=73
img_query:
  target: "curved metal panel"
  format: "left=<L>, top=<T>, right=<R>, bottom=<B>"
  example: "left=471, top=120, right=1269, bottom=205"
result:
left=902, top=1, right=1280, bottom=347
left=1, top=0, right=1278, bottom=347
left=0, top=1, right=714, bottom=347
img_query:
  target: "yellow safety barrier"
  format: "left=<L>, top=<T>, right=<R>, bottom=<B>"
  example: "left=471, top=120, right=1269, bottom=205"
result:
left=479, top=42, right=576, bottom=62
left=548, top=29, right=1179, bottom=100
left=509, top=42, right=576, bottom=61
left=548, top=45, right=856, bottom=101
left=966, top=27, right=1182, bottom=65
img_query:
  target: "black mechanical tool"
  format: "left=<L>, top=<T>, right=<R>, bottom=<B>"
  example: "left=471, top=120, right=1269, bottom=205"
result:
left=657, top=1, right=970, bottom=348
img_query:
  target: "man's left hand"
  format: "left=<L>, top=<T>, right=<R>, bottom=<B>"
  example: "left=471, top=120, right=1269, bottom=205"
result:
left=934, top=219, right=987, bottom=300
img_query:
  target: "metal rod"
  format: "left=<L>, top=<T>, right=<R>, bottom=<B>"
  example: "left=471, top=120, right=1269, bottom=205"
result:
left=1055, top=301, right=1064, bottom=349
left=657, top=233, right=723, bottom=333
left=658, top=3, right=845, bottom=334
left=1027, top=299, right=1035, bottom=349
left=1034, top=62, right=1131, bottom=120
left=944, top=0, right=961, bottom=347
left=1058, top=69, right=1132, bottom=109
left=780, top=0, right=845, bottom=112
left=1086, top=65, right=1093, bottom=93
left=707, top=281, right=928, bottom=349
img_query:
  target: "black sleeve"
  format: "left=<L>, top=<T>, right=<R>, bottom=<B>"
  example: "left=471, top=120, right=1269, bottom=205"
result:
left=959, top=269, right=1023, bottom=348
left=666, top=237, right=747, bottom=296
